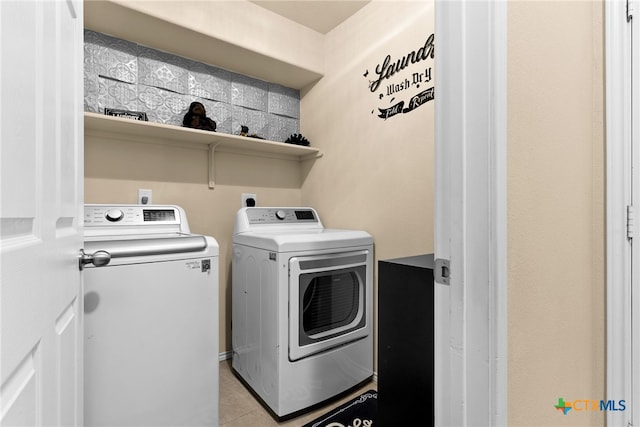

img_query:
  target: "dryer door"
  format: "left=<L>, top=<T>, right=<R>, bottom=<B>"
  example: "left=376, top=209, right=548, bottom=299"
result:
left=289, top=250, right=370, bottom=361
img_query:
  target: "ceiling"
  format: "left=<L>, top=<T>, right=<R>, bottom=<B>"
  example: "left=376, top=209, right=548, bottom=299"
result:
left=249, top=0, right=371, bottom=34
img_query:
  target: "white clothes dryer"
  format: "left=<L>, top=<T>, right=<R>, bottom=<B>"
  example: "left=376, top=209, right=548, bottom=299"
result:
left=232, top=207, right=374, bottom=420
left=83, top=204, right=219, bottom=427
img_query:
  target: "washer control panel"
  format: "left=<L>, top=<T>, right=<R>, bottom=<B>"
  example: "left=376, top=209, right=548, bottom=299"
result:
left=84, top=205, right=182, bottom=227
left=246, top=208, right=318, bottom=225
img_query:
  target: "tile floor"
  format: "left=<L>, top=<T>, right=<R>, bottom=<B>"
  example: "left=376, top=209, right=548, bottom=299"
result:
left=219, top=359, right=377, bottom=427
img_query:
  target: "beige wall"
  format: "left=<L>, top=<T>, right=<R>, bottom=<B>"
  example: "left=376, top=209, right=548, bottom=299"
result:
left=301, top=0, right=435, bottom=371
left=85, top=137, right=304, bottom=353
left=507, top=1, right=605, bottom=424
left=301, top=0, right=435, bottom=256
left=85, top=0, right=435, bottom=363
left=85, top=3, right=609, bottom=422
left=83, top=1, right=319, bottom=356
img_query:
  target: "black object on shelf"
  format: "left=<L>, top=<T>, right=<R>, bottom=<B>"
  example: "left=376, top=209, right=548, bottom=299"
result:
left=377, top=254, right=434, bottom=426
left=104, top=107, right=148, bottom=121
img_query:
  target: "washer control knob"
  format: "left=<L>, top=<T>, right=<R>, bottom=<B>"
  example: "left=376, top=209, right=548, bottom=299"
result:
left=105, top=209, right=124, bottom=222
left=275, top=210, right=287, bottom=220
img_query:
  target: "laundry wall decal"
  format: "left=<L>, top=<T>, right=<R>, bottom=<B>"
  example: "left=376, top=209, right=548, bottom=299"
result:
left=365, top=33, right=435, bottom=120
left=377, top=87, right=435, bottom=120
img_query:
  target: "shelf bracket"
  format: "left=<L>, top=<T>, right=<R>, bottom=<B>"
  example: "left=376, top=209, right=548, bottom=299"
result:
left=208, top=142, right=221, bottom=189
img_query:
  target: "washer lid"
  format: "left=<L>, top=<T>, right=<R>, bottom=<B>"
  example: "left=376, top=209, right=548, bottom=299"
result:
left=232, top=228, right=373, bottom=252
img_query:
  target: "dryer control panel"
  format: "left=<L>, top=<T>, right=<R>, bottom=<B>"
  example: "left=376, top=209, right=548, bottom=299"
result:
left=234, top=207, right=324, bottom=234
left=246, top=208, right=317, bottom=224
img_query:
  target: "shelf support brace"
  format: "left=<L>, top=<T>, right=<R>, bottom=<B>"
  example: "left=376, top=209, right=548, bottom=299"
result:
left=208, top=142, right=221, bottom=189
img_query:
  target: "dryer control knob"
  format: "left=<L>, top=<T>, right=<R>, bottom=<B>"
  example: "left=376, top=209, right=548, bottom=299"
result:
left=105, top=209, right=124, bottom=222
left=275, top=210, right=287, bottom=220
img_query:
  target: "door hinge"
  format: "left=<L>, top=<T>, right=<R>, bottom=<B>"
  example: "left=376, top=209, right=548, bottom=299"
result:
left=435, top=258, right=450, bottom=285
left=627, top=205, right=635, bottom=240
left=628, top=0, right=634, bottom=22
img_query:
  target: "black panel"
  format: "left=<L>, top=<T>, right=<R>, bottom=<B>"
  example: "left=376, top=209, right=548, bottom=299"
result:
left=297, top=266, right=367, bottom=346
left=295, top=210, right=315, bottom=220
left=378, top=254, right=434, bottom=426
left=143, top=209, right=175, bottom=221
left=302, top=272, right=359, bottom=335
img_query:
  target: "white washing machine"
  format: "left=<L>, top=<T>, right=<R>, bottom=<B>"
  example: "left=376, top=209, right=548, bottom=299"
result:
left=232, top=207, right=374, bottom=420
left=83, top=204, right=219, bottom=427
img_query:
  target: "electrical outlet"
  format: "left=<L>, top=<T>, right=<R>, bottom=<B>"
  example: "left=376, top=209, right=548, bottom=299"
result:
left=241, top=193, right=257, bottom=207
left=138, top=189, right=152, bottom=205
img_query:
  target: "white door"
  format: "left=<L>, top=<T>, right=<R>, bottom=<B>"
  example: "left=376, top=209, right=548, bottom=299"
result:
left=0, top=0, right=84, bottom=425
left=605, top=1, right=634, bottom=426
left=434, top=0, right=507, bottom=425
left=632, top=0, right=640, bottom=422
